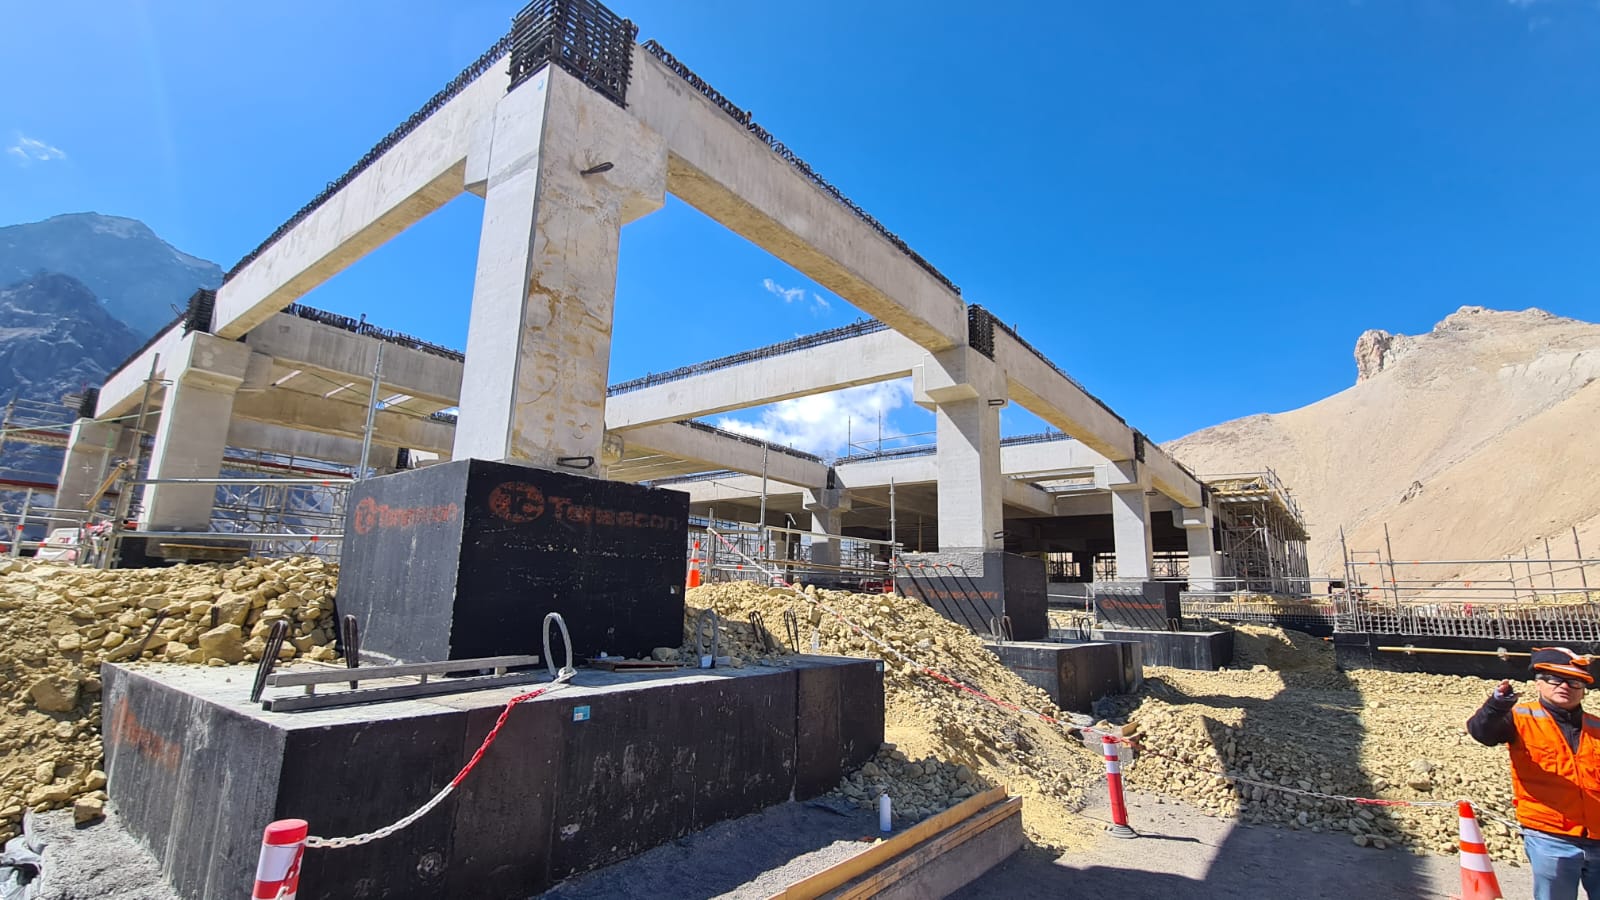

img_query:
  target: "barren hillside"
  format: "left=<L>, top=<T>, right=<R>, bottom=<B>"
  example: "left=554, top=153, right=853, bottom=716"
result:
left=1167, top=306, right=1600, bottom=579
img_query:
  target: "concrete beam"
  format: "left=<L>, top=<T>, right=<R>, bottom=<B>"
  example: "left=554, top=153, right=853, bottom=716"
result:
left=225, top=420, right=408, bottom=470
left=210, top=58, right=509, bottom=339
left=98, top=324, right=186, bottom=418
left=243, top=313, right=463, bottom=407
left=628, top=48, right=966, bottom=353
left=994, top=330, right=1132, bottom=462
left=606, top=329, right=923, bottom=431
left=624, top=423, right=827, bottom=489
left=230, top=391, right=454, bottom=453
left=1002, top=479, right=1057, bottom=518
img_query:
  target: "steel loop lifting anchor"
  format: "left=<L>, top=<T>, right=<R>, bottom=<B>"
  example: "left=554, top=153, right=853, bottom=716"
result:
left=695, top=609, right=721, bottom=667
left=543, top=612, right=576, bottom=681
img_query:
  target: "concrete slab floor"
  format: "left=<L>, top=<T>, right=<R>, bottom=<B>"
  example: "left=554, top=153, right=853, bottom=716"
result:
left=952, top=790, right=1533, bottom=900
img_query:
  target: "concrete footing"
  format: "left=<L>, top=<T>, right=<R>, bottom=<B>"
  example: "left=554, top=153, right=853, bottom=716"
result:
left=336, top=459, right=688, bottom=663
left=1333, top=633, right=1600, bottom=676
left=103, top=656, right=883, bottom=900
left=987, top=640, right=1142, bottom=713
left=1095, top=628, right=1234, bottom=670
left=896, top=550, right=1046, bottom=640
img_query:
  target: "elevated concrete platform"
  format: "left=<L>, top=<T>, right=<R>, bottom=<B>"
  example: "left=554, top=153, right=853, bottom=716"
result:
left=1095, top=628, right=1234, bottom=671
left=104, top=656, right=883, bottom=900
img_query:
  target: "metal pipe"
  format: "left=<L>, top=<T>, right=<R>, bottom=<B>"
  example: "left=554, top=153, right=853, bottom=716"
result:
left=133, top=477, right=354, bottom=487
left=1376, top=645, right=1531, bottom=658
left=757, top=444, right=768, bottom=560
left=1576, top=527, right=1591, bottom=603
left=889, top=478, right=897, bottom=555
left=121, top=530, right=343, bottom=541
left=358, top=344, right=383, bottom=480
left=10, top=489, right=34, bottom=557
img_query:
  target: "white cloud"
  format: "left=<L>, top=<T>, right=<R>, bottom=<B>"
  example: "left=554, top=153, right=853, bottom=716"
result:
left=713, top=379, right=919, bottom=458
left=762, top=278, right=832, bottom=315
left=7, top=134, right=66, bottom=164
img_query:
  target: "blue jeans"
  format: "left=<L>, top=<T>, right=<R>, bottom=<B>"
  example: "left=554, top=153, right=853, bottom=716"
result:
left=1524, top=829, right=1600, bottom=900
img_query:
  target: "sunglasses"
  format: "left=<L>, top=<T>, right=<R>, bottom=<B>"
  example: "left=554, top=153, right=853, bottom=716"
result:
left=1537, top=674, right=1590, bottom=689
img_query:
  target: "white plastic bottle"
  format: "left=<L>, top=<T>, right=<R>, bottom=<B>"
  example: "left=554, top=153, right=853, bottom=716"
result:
left=878, top=792, right=892, bottom=833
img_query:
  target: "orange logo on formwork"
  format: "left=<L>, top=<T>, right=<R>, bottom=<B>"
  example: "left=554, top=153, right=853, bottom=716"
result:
left=352, top=496, right=460, bottom=535
left=488, top=482, right=545, bottom=523
left=109, top=696, right=180, bottom=772
left=488, top=480, right=677, bottom=531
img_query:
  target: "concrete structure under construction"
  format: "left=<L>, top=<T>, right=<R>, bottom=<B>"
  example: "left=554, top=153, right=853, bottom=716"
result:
left=45, top=0, right=1310, bottom=598
left=30, top=1, right=1322, bottom=896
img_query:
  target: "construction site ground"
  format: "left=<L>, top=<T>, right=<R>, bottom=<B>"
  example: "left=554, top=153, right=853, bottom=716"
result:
left=0, top=564, right=1548, bottom=898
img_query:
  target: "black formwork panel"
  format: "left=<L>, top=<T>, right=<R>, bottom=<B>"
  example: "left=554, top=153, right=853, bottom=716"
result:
left=895, top=551, right=1047, bottom=641
left=1097, top=628, right=1234, bottom=670
left=1094, top=581, right=1182, bottom=631
left=103, top=657, right=884, bottom=900
left=337, top=459, right=688, bottom=663
left=990, top=641, right=1124, bottom=713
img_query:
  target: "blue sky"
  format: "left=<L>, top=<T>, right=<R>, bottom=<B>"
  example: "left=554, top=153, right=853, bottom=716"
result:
left=4, top=0, right=1599, bottom=456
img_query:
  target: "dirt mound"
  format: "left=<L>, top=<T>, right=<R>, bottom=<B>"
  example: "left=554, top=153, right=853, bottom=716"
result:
left=685, top=582, right=1105, bottom=849
left=1168, top=306, right=1600, bottom=577
left=1229, top=625, right=1334, bottom=672
left=1120, top=665, right=1523, bottom=862
left=0, top=557, right=340, bottom=844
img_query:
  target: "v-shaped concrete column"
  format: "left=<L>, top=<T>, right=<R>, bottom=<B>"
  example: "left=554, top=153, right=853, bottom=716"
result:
left=453, top=65, right=668, bottom=472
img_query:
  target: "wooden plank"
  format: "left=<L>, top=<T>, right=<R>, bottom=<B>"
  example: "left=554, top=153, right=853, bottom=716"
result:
left=832, top=798, right=1022, bottom=899
left=765, top=787, right=1007, bottom=900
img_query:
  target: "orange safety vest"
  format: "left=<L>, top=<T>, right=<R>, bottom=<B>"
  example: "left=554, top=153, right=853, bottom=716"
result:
left=1509, top=700, right=1600, bottom=838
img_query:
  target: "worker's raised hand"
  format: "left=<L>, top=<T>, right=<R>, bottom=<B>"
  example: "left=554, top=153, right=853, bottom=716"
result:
left=1494, top=680, right=1516, bottom=700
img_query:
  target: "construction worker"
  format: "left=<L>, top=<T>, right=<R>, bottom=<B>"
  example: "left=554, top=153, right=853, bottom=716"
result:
left=1468, top=647, right=1600, bottom=900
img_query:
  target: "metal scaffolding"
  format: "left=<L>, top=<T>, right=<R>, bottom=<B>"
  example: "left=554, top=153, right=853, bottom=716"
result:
left=1206, top=470, right=1310, bottom=596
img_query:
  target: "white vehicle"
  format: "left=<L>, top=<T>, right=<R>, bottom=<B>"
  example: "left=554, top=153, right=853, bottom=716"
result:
left=33, top=527, right=82, bottom=562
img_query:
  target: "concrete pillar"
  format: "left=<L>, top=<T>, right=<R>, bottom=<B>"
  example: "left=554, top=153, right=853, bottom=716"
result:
left=140, top=334, right=251, bottom=531
left=1110, top=487, right=1153, bottom=581
left=916, top=347, right=1006, bottom=552
left=804, top=489, right=850, bottom=569
left=56, top=419, right=122, bottom=511
left=453, top=65, right=668, bottom=472
left=1176, top=507, right=1219, bottom=591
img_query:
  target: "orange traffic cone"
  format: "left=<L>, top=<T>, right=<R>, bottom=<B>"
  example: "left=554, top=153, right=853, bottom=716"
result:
left=686, top=542, right=703, bottom=588
left=1457, top=801, right=1504, bottom=900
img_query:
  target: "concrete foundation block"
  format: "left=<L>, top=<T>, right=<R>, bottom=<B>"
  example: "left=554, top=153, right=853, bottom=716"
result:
left=1095, top=628, right=1234, bottom=670
left=1093, top=581, right=1182, bottom=631
left=103, top=656, right=883, bottom=900
left=896, top=550, right=1046, bottom=640
left=988, top=640, right=1128, bottom=713
left=336, top=458, right=688, bottom=663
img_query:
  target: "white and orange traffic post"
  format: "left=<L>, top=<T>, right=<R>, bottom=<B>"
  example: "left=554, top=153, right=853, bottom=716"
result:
left=1102, top=734, right=1138, bottom=839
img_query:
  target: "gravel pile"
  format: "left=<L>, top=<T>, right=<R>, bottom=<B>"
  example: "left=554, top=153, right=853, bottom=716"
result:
left=0, top=556, right=341, bottom=845
left=685, top=582, right=1104, bottom=849
left=1116, top=636, right=1525, bottom=862
left=825, top=744, right=989, bottom=825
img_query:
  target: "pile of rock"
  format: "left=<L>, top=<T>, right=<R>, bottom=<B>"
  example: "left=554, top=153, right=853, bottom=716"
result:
left=826, top=744, right=988, bottom=824
left=0, top=556, right=342, bottom=844
left=1117, top=646, right=1525, bottom=861
left=686, top=581, right=1104, bottom=848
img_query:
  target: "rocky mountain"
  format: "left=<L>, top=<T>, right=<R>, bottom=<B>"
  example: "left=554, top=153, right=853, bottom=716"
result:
left=1168, top=306, right=1600, bottom=582
left=0, top=272, right=145, bottom=404
left=0, top=212, right=222, bottom=336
